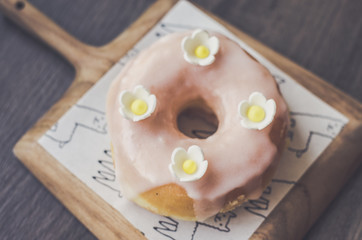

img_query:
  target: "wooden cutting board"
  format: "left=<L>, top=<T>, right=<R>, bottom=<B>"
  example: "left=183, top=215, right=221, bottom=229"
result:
left=1, top=0, right=361, bottom=239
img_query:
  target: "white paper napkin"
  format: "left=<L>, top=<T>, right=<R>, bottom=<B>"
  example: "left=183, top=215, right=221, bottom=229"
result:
left=38, top=1, right=348, bottom=239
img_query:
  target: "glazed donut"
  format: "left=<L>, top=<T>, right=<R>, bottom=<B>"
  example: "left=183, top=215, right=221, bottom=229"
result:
left=106, top=29, right=289, bottom=221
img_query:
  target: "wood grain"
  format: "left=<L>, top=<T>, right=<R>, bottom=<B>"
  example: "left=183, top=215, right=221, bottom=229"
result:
left=0, top=0, right=361, bottom=239
left=203, top=7, right=362, bottom=240
left=1, top=0, right=176, bottom=239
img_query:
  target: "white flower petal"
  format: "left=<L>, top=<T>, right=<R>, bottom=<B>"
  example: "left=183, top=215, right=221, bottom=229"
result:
left=134, top=85, right=150, bottom=99
left=259, top=99, right=276, bottom=130
left=249, top=92, right=266, bottom=105
left=182, top=29, right=219, bottom=66
left=119, top=106, right=131, bottom=120
left=133, top=95, right=156, bottom=122
left=239, top=92, right=276, bottom=130
left=119, top=91, right=134, bottom=107
left=238, top=100, right=250, bottom=118
left=170, top=164, right=188, bottom=181
left=179, top=159, right=208, bottom=182
left=118, top=85, right=156, bottom=121
left=170, top=164, right=184, bottom=180
left=184, top=54, right=197, bottom=65
left=180, top=176, right=194, bottom=182
left=197, top=161, right=208, bottom=177
left=206, top=36, right=220, bottom=55
left=171, top=147, right=188, bottom=164
left=147, top=94, right=157, bottom=113
left=182, top=37, right=196, bottom=56
left=257, top=122, right=268, bottom=130
left=169, top=164, right=176, bottom=178
left=241, top=119, right=258, bottom=129
left=118, top=91, right=135, bottom=120
left=265, top=99, right=276, bottom=114
left=133, top=114, right=147, bottom=122
left=169, top=145, right=208, bottom=182
left=179, top=176, right=193, bottom=182
left=188, top=145, right=204, bottom=163
left=192, top=29, right=208, bottom=40
left=198, top=56, right=215, bottom=66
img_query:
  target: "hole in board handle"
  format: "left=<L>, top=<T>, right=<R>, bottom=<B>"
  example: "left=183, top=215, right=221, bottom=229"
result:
left=15, top=1, right=25, bottom=10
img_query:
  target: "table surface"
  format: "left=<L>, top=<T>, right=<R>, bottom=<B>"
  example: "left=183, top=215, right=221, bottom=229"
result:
left=0, top=0, right=361, bottom=239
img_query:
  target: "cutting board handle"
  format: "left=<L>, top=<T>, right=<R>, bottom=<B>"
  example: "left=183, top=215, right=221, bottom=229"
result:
left=0, top=0, right=113, bottom=80
left=0, top=0, right=177, bottom=83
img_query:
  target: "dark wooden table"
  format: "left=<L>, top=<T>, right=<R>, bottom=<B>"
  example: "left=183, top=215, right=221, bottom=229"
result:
left=0, top=0, right=361, bottom=239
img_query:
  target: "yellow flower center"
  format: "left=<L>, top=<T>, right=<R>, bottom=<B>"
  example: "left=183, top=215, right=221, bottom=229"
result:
left=194, top=45, right=210, bottom=59
left=130, top=99, right=148, bottom=115
left=182, top=159, right=198, bottom=174
left=247, top=105, right=265, bottom=122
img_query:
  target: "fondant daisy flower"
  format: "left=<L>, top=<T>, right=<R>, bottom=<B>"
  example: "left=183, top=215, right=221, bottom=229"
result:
left=181, top=29, right=219, bottom=66
left=238, top=92, right=276, bottom=130
left=118, top=85, right=156, bottom=122
left=169, top=145, right=208, bottom=182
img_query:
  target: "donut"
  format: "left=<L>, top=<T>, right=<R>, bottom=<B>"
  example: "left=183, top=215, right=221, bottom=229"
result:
left=106, top=29, right=289, bottom=221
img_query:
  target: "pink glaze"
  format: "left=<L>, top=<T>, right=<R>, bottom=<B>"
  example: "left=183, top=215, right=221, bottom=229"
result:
left=106, top=31, right=289, bottom=220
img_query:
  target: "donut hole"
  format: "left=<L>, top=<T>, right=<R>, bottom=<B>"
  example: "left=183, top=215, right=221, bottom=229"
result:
left=177, top=100, right=218, bottom=139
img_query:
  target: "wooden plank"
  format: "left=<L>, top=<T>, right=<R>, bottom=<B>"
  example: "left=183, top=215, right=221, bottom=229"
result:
left=0, top=0, right=177, bottom=239
left=0, top=0, right=360, bottom=239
